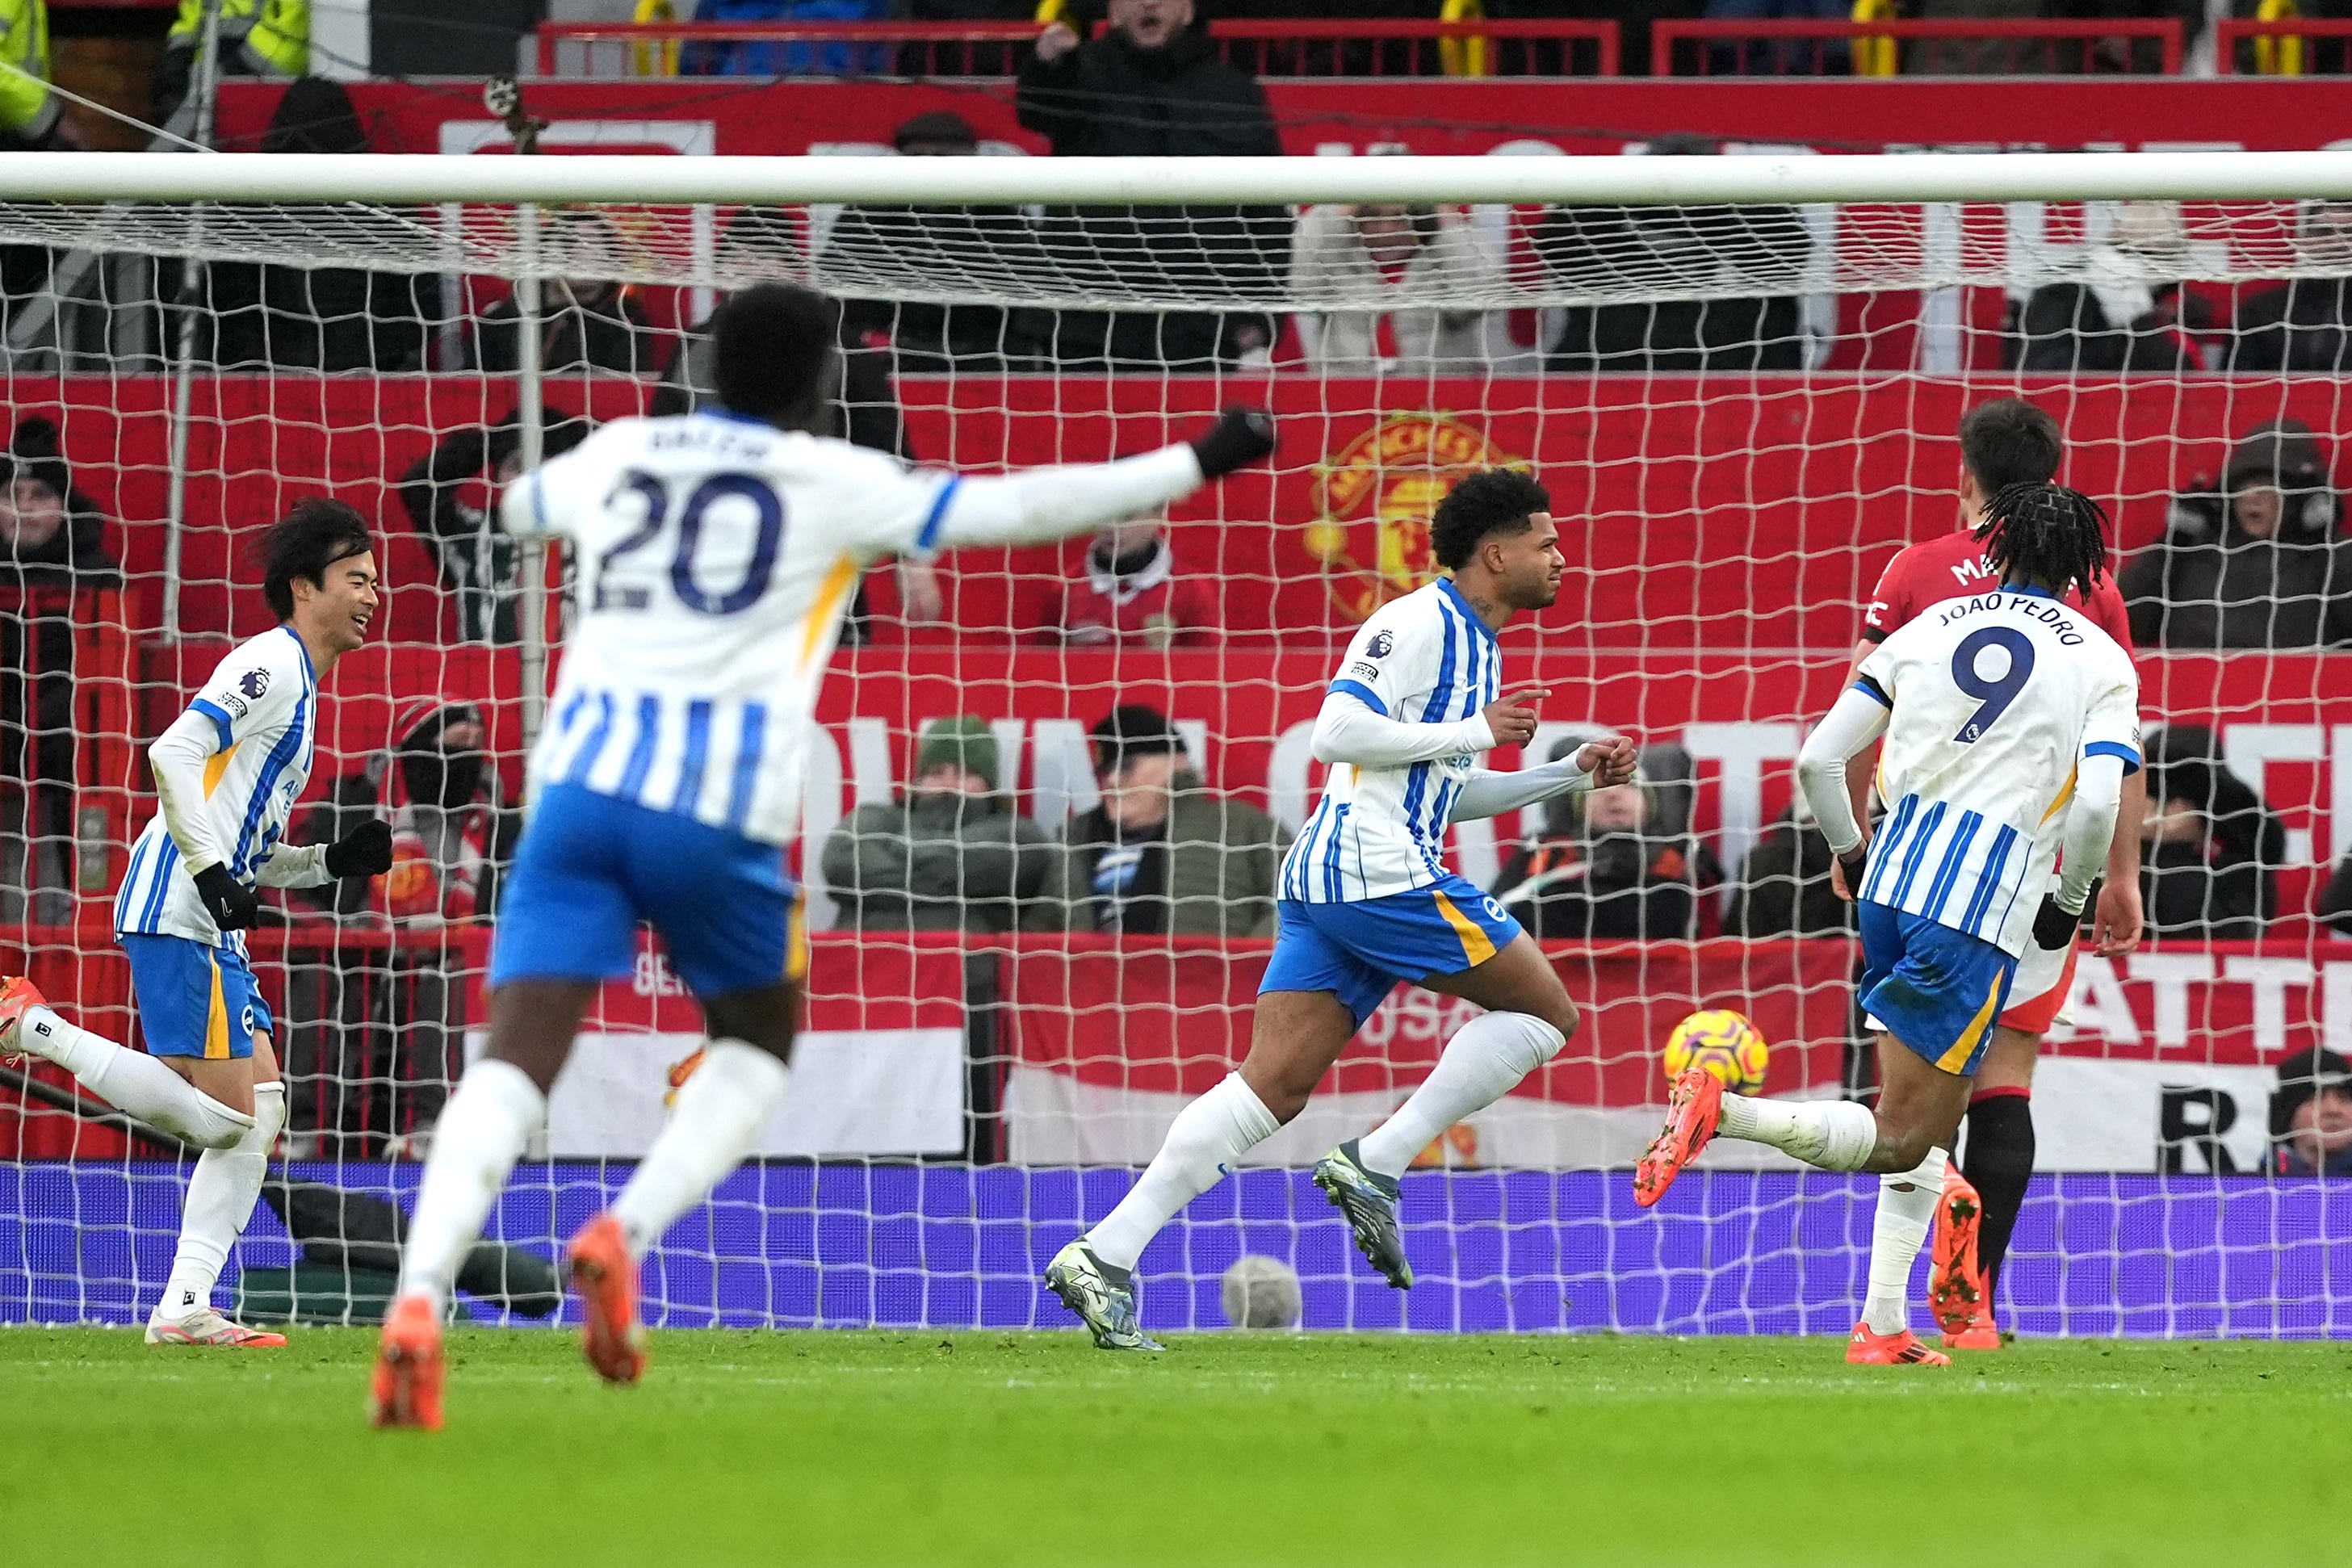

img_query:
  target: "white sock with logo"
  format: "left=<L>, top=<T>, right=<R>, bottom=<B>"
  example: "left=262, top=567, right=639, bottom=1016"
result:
left=1863, top=1147, right=1948, bottom=1335
left=395, top=1059, right=546, bottom=1311
left=612, top=1040, right=790, bottom=1258
left=153, top=1083, right=284, bottom=1326
left=1717, top=1092, right=1880, bottom=1172
left=1356, top=1012, right=1566, bottom=1180
left=1087, top=1073, right=1279, bottom=1272
left=18, top=1004, right=252, bottom=1149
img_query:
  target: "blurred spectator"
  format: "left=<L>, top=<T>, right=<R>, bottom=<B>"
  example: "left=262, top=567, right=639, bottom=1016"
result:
left=820, top=717, right=1050, bottom=934
left=1537, top=139, right=1812, bottom=372
left=1492, top=757, right=1719, bottom=939
left=2267, top=1048, right=2352, bottom=1178
left=202, top=78, right=439, bottom=372
left=284, top=698, right=517, bottom=1157
left=1698, top=0, right=1850, bottom=75
left=1017, top=0, right=1287, bottom=371
left=396, top=407, right=591, bottom=644
left=0, top=0, right=77, bottom=152
left=2008, top=202, right=2212, bottom=373
left=656, top=207, right=942, bottom=633
left=1046, top=705, right=1288, bottom=936
left=1486, top=0, right=1696, bottom=78
left=2228, top=202, right=2352, bottom=374
left=1289, top=203, right=1504, bottom=376
left=2120, top=419, right=2352, bottom=651
left=470, top=211, right=660, bottom=377
left=2136, top=723, right=2281, bottom=941
left=154, top=0, right=306, bottom=126
left=1042, top=511, right=1214, bottom=648
left=0, top=415, right=115, bottom=925
left=1722, top=794, right=1853, bottom=938
left=681, top=0, right=894, bottom=76
left=2322, top=848, right=2352, bottom=937
left=820, top=111, right=1052, bottom=373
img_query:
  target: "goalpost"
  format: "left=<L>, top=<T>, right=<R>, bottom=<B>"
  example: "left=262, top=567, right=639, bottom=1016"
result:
left=1, top=151, right=2347, bottom=1337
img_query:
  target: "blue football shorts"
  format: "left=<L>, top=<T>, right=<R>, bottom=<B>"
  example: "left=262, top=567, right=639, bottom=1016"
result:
left=1260, top=872, right=1522, bottom=1027
left=1857, top=899, right=2019, bottom=1077
left=119, top=933, right=274, bottom=1061
left=489, top=782, right=806, bottom=998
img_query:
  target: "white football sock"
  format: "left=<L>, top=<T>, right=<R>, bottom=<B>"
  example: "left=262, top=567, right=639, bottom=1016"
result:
left=612, top=1039, right=790, bottom=1258
left=1357, top=1011, right=1566, bottom=1180
left=1087, top=1072, right=1279, bottom=1272
left=1717, top=1092, right=1880, bottom=1172
left=20, top=1004, right=250, bottom=1149
left=395, top=1059, right=546, bottom=1310
left=1864, top=1147, right=1947, bottom=1335
left=153, top=1083, right=283, bottom=1326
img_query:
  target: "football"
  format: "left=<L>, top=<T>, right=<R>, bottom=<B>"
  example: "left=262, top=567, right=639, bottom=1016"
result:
left=1662, top=1009, right=1771, bottom=1096
left=1221, top=1254, right=1303, bottom=1329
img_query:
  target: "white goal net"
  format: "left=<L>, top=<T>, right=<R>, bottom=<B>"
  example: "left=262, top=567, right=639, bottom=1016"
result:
left=2, top=151, right=2349, bottom=1339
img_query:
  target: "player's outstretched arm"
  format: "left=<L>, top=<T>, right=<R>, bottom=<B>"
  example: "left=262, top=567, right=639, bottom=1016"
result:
left=1310, top=688, right=1498, bottom=769
left=1452, top=736, right=1638, bottom=821
left=929, top=409, right=1275, bottom=551
left=252, top=820, right=396, bottom=892
left=1794, top=684, right=1893, bottom=892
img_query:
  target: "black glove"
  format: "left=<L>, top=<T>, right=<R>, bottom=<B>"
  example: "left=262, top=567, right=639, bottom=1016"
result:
left=1189, top=406, right=1276, bottom=480
left=325, top=820, right=396, bottom=880
left=1837, top=847, right=1868, bottom=895
left=192, top=864, right=259, bottom=932
left=2033, top=881, right=2096, bottom=950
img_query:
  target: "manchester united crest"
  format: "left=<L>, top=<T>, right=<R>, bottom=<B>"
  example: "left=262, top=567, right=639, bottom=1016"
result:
left=1302, top=413, right=1523, bottom=621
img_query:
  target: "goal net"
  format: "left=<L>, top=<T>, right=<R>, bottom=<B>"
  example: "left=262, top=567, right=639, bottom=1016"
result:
left=2, top=150, right=2348, bottom=1339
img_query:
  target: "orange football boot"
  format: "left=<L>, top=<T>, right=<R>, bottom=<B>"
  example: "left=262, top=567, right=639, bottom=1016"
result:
left=0, top=974, right=47, bottom=1064
left=1943, top=1303, right=2003, bottom=1352
left=1634, top=1067, right=1722, bottom=1208
left=1927, top=1163, right=1986, bottom=1338
left=371, top=1294, right=445, bottom=1430
left=566, top=1213, right=647, bottom=1386
left=1846, top=1323, right=1952, bottom=1366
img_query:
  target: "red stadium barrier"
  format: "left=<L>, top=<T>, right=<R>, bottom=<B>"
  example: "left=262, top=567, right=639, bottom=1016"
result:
left=535, top=18, right=1623, bottom=80
left=1650, top=18, right=2183, bottom=76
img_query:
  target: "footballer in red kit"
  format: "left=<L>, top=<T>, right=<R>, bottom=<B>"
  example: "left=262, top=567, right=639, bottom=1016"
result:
left=1842, top=396, right=2147, bottom=1356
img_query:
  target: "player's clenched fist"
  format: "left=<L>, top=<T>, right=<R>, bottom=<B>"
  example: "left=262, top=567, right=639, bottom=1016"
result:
left=1575, top=736, right=1637, bottom=787
left=1479, top=685, right=1548, bottom=748
left=1189, top=407, right=1277, bottom=479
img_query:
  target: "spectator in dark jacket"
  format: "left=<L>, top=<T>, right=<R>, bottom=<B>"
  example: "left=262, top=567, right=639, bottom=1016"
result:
left=2321, top=849, right=2352, bottom=938
left=821, top=716, right=1050, bottom=934
left=2136, top=724, right=2281, bottom=941
left=470, top=211, right=662, bottom=376
left=1493, top=758, right=1719, bottom=940
left=1723, top=796, right=1853, bottom=939
left=284, top=698, right=518, bottom=1157
left=2120, top=419, right=2352, bottom=651
left=2268, top=1048, right=2352, bottom=1178
left=0, top=415, right=115, bottom=924
left=396, top=406, right=590, bottom=644
left=1017, top=0, right=1286, bottom=371
left=1046, top=704, right=1288, bottom=937
left=203, top=78, right=439, bottom=372
left=2007, top=200, right=2212, bottom=374
left=2228, top=201, right=2352, bottom=375
left=1537, top=139, right=1811, bottom=373
left=820, top=110, right=1052, bottom=374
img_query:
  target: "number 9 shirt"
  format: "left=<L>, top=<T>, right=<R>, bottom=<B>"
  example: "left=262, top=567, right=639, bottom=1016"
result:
left=1853, top=587, right=2142, bottom=960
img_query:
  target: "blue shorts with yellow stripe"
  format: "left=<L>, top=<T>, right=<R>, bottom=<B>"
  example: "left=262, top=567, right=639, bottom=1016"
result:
left=1857, top=900, right=2018, bottom=1077
left=1260, top=874, right=1521, bottom=1027
left=119, top=933, right=274, bottom=1061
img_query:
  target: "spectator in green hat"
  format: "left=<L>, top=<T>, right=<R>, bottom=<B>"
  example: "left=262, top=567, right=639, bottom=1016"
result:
left=822, top=716, right=1051, bottom=934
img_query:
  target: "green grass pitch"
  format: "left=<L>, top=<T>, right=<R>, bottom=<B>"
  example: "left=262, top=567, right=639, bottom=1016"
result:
left=3, top=1327, right=2346, bottom=1565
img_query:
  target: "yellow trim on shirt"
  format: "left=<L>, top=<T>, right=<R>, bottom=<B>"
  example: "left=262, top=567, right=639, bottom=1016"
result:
left=2038, top=764, right=2079, bottom=826
left=1936, top=972, right=2004, bottom=1074
left=202, top=743, right=240, bottom=799
left=799, top=555, right=862, bottom=668
left=204, top=956, right=230, bottom=1060
left=1432, top=890, right=1497, bottom=969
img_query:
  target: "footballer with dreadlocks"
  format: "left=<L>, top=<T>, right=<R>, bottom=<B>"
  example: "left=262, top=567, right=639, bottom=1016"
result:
left=1636, top=478, right=2143, bottom=1368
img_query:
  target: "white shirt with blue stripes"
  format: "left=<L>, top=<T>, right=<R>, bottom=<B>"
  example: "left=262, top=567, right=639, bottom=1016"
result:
left=1851, top=587, right=2142, bottom=958
left=1282, top=578, right=1504, bottom=903
left=115, top=625, right=321, bottom=949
